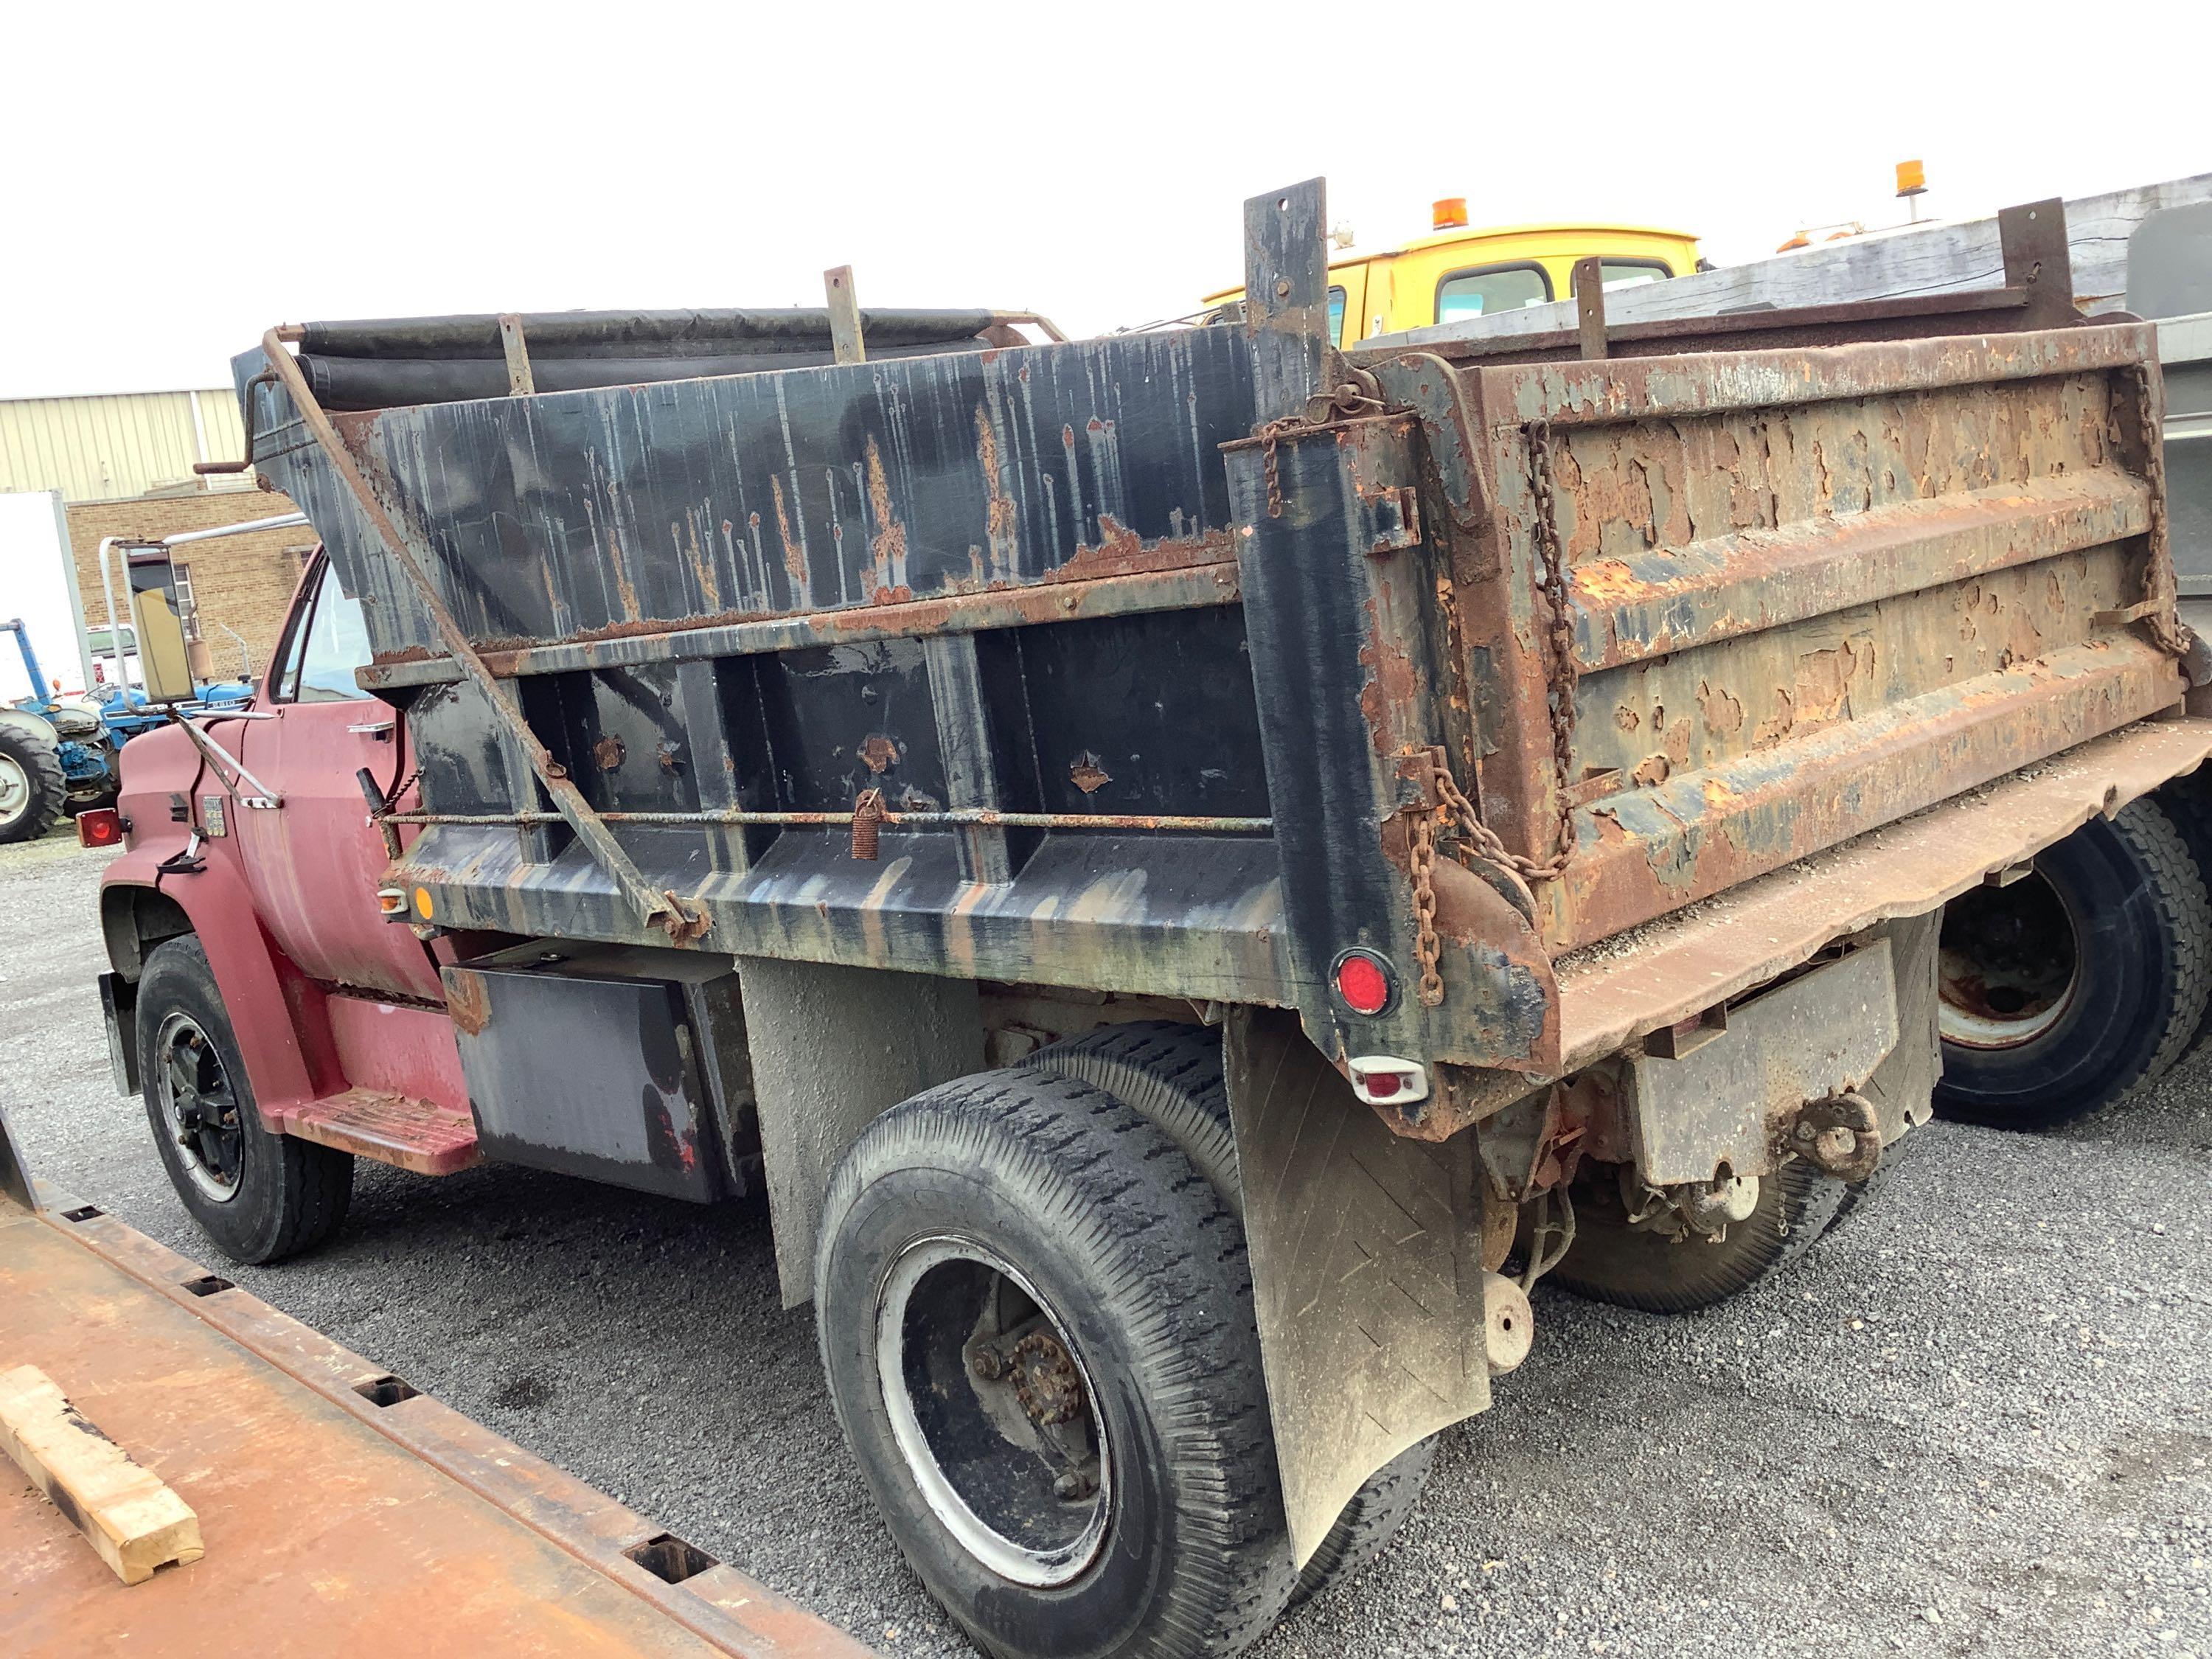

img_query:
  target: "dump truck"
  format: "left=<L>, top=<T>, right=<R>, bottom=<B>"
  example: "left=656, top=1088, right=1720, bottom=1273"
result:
left=89, top=178, right=2212, bottom=1659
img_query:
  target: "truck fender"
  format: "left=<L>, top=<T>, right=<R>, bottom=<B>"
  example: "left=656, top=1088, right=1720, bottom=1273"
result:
left=731, top=956, right=984, bottom=1309
left=0, top=708, right=60, bottom=749
left=100, top=852, right=335, bottom=1121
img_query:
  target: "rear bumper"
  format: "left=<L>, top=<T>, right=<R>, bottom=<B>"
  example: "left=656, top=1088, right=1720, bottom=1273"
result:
left=1554, top=715, right=2212, bottom=1070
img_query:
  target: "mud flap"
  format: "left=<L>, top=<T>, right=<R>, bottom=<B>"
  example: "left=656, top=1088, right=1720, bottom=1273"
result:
left=1223, top=1006, right=1490, bottom=1566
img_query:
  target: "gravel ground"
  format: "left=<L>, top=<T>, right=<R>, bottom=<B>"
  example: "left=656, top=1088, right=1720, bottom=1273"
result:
left=4, top=825, right=2210, bottom=1658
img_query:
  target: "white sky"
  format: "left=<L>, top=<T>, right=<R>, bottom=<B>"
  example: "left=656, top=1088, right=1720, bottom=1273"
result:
left=1, top=0, right=2204, bottom=401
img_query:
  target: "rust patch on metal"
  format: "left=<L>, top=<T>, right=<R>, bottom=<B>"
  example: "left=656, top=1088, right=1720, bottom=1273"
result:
left=1069, top=753, right=1110, bottom=795
left=864, top=434, right=909, bottom=603
left=1695, top=681, right=1745, bottom=737
left=1056, top=516, right=1238, bottom=583
left=771, top=474, right=805, bottom=598
left=860, top=735, right=899, bottom=775
left=592, top=735, right=626, bottom=771
left=975, top=404, right=1018, bottom=577
left=1358, top=597, right=1421, bottom=758
left=445, top=972, right=490, bottom=1038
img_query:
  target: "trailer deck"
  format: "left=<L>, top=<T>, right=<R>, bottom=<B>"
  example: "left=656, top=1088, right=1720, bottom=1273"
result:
left=0, top=1184, right=874, bottom=1659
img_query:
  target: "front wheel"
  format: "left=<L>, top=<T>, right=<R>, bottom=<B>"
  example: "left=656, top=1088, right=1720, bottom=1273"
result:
left=1934, top=798, right=2210, bottom=1131
left=815, top=1068, right=1293, bottom=1659
left=138, top=937, right=353, bottom=1264
left=0, top=723, right=66, bottom=844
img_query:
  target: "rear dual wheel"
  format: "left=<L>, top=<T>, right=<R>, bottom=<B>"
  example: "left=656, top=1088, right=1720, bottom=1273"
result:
left=1934, top=797, right=2211, bottom=1130
left=816, top=1026, right=1439, bottom=1659
left=815, top=1068, right=1294, bottom=1659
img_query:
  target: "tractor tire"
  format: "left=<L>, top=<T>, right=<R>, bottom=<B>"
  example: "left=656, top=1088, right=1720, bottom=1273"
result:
left=0, top=723, right=66, bottom=844
left=1934, top=797, right=2211, bottom=1131
left=1548, top=1158, right=1848, bottom=1315
left=138, top=937, right=353, bottom=1264
left=815, top=1068, right=1295, bottom=1659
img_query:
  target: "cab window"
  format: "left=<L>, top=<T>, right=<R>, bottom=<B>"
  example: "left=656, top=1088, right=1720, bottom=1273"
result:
left=1326, top=285, right=1346, bottom=344
left=1436, top=262, right=1551, bottom=324
left=1573, top=258, right=1674, bottom=293
left=274, top=559, right=374, bottom=703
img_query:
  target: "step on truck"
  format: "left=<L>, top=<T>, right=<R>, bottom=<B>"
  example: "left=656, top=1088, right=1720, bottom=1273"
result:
left=93, top=179, right=2212, bottom=1659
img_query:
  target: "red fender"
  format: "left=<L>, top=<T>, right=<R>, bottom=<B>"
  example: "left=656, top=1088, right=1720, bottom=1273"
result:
left=101, top=726, right=343, bottom=1126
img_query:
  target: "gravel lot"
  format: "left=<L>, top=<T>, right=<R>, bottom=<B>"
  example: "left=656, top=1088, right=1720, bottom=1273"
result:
left=5, top=826, right=2210, bottom=1658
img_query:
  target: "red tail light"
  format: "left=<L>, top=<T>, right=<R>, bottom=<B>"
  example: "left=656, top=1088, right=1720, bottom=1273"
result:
left=1331, top=948, right=1397, bottom=1017
left=76, top=809, right=125, bottom=849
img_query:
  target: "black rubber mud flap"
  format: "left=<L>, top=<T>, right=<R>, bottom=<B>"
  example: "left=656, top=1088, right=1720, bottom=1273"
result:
left=1223, top=1006, right=1489, bottom=1568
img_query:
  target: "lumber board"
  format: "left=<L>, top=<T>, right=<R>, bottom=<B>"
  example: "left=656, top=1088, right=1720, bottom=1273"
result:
left=0, top=1363, right=203, bottom=1585
left=1377, top=173, right=2212, bottom=352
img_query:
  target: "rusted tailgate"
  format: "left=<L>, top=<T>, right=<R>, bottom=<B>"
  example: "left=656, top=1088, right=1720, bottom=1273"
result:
left=1450, top=323, right=2185, bottom=950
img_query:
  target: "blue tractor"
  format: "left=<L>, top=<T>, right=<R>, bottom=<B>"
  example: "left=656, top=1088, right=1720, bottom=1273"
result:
left=1, top=618, right=250, bottom=843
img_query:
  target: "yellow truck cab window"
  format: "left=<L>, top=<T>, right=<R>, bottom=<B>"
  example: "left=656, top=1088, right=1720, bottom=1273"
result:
left=1574, top=257, right=1674, bottom=293
left=1327, top=285, right=1346, bottom=344
left=1435, top=262, right=1551, bottom=324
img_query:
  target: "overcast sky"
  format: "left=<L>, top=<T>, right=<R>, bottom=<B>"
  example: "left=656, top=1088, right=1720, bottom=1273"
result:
left=2, top=0, right=2203, bottom=402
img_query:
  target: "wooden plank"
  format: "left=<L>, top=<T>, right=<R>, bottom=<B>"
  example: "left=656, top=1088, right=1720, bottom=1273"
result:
left=1380, top=173, right=2212, bottom=351
left=0, top=1363, right=204, bottom=1585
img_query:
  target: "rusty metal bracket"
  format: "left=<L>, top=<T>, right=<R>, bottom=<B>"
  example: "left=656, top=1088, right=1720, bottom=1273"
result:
left=255, top=327, right=712, bottom=945
left=824, top=268, right=866, bottom=366
left=1998, top=199, right=2077, bottom=332
left=1790, top=1091, right=1882, bottom=1183
left=1571, top=257, right=1608, bottom=360
left=1368, top=352, right=1491, bottom=532
left=497, top=315, right=535, bottom=396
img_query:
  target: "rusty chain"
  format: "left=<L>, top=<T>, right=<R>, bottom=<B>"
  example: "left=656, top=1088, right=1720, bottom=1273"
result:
left=1408, top=807, right=1445, bottom=1006
left=2132, top=366, right=2193, bottom=659
left=1523, top=420, right=1582, bottom=871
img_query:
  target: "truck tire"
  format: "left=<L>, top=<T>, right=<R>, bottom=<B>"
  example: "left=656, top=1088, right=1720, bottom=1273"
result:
left=1287, top=1437, right=1437, bottom=1607
left=1023, top=1020, right=1430, bottom=1602
left=1548, top=1159, right=1847, bottom=1315
left=815, top=1068, right=1295, bottom=1659
left=1020, top=1020, right=1241, bottom=1214
left=1934, top=797, right=2211, bottom=1130
left=0, top=723, right=66, bottom=844
left=137, top=937, right=353, bottom=1265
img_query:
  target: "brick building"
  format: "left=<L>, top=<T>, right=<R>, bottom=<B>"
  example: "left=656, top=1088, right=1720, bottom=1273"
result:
left=2, top=387, right=316, bottom=684
left=66, top=489, right=314, bottom=682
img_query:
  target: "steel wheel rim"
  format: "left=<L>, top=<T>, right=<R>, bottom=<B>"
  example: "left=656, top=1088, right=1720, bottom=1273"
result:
left=154, top=1012, right=246, bottom=1203
left=875, top=1236, right=1112, bottom=1587
left=0, top=755, right=27, bottom=824
left=1938, top=868, right=2081, bottom=1050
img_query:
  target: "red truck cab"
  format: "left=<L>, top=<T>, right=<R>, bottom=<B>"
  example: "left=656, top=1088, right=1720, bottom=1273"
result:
left=99, top=550, right=473, bottom=1265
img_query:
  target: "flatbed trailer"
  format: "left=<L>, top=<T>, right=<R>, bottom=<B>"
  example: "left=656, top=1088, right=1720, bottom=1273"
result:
left=88, top=178, right=2212, bottom=1659
left=0, top=1111, right=870, bottom=1659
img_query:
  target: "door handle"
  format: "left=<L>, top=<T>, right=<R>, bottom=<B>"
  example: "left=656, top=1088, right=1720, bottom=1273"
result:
left=348, top=720, right=396, bottom=739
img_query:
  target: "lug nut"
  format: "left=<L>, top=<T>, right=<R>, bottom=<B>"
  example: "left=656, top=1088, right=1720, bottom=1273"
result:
left=969, top=1346, right=1006, bottom=1382
left=1054, top=1469, right=1097, bottom=1502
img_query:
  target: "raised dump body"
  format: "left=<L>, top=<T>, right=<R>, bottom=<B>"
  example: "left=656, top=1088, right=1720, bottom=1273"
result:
left=95, top=178, right=2212, bottom=1659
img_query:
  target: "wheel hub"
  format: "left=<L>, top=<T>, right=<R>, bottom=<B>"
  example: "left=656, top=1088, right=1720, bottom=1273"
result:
left=1938, top=869, right=2080, bottom=1049
left=156, top=1013, right=244, bottom=1203
left=877, top=1238, right=1111, bottom=1587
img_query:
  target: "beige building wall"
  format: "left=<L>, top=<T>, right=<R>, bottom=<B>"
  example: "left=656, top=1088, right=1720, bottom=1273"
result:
left=67, top=490, right=316, bottom=683
left=0, top=389, right=258, bottom=504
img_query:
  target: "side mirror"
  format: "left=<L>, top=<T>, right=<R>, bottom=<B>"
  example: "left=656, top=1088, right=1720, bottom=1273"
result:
left=126, top=554, right=195, bottom=704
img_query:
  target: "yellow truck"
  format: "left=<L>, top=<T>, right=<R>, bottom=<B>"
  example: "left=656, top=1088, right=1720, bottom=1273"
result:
left=1203, top=198, right=1701, bottom=347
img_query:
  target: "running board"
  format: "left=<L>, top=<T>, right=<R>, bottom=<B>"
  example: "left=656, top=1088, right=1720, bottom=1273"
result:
left=270, top=1090, right=479, bottom=1176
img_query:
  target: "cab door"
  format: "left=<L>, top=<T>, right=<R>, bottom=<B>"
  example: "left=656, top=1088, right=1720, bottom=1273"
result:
left=232, top=553, right=442, bottom=1001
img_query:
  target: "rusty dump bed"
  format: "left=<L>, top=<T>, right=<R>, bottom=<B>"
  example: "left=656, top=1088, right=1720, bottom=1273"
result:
left=232, top=182, right=2195, bottom=1091
left=1426, top=326, right=2185, bottom=951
